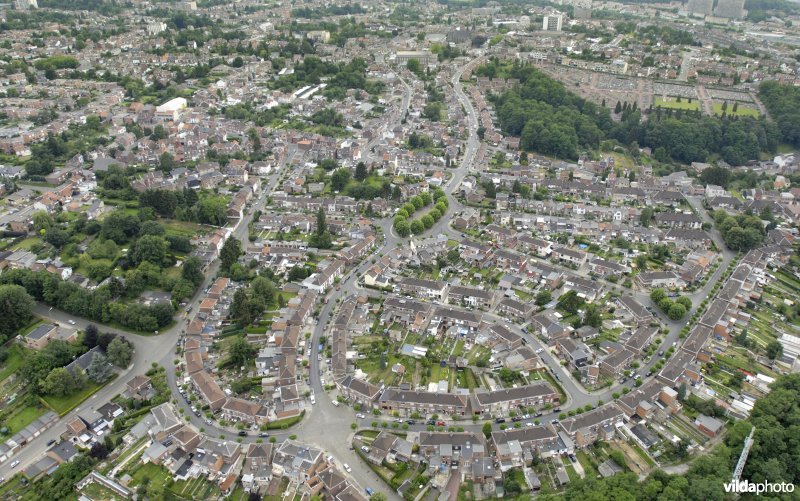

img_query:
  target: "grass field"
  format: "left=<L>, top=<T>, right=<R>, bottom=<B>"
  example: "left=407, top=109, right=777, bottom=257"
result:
left=6, top=404, right=47, bottom=434
left=713, top=103, right=759, bottom=117
left=655, top=96, right=700, bottom=111
left=43, top=377, right=112, bottom=415
left=0, top=344, right=31, bottom=382
left=11, top=237, right=42, bottom=251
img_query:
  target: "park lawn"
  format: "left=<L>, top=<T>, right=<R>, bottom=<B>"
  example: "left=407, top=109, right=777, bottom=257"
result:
left=654, top=96, right=700, bottom=110
left=43, top=377, right=113, bottom=416
left=128, top=462, right=171, bottom=491
left=161, top=218, right=209, bottom=238
left=712, top=103, right=758, bottom=117
left=6, top=403, right=47, bottom=434
left=0, top=344, right=31, bottom=382
left=11, top=237, right=42, bottom=251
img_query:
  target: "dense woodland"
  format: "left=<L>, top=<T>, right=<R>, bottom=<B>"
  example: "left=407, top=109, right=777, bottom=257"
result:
left=758, top=81, right=800, bottom=148
left=478, top=59, right=780, bottom=165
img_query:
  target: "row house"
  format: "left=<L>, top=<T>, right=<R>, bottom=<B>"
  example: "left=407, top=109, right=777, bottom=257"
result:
left=472, top=382, right=559, bottom=416
left=665, top=229, right=712, bottom=249
left=616, top=296, right=653, bottom=324
left=459, top=239, right=493, bottom=264
left=517, top=235, right=552, bottom=258
left=221, top=397, right=269, bottom=426
left=587, top=257, right=630, bottom=277
left=302, top=259, right=346, bottom=293
left=635, top=271, right=686, bottom=290
left=487, top=324, right=523, bottom=351
left=340, top=235, right=376, bottom=264
left=395, top=277, right=447, bottom=301
left=335, top=376, right=382, bottom=409
left=530, top=311, right=570, bottom=344
left=558, top=404, right=625, bottom=448
left=447, top=285, right=494, bottom=309
left=496, top=297, right=533, bottom=322
left=417, top=432, right=487, bottom=464
left=493, top=249, right=527, bottom=271
left=599, top=348, right=636, bottom=376
left=191, top=370, right=226, bottom=411
left=378, top=389, right=469, bottom=416
left=654, top=211, right=702, bottom=229
left=431, top=307, right=483, bottom=333
left=623, top=326, right=659, bottom=354
left=551, top=246, right=587, bottom=266
left=492, top=426, right=561, bottom=468
left=380, top=296, right=433, bottom=333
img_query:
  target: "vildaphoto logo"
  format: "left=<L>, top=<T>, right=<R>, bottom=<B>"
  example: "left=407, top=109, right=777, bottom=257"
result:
left=724, top=480, right=795, bottom=495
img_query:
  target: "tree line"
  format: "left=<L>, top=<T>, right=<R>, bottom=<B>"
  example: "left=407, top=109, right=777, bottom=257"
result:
left=481, top=59, right=780, bottom=165
left=0, top=268, right=176, bottom=332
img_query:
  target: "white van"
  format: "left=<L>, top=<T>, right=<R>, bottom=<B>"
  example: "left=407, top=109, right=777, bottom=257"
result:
left=331, top=400, right=340, bottom=407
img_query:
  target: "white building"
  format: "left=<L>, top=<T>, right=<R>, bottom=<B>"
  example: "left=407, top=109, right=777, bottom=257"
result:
left=543, top=13, right=564, bottom=32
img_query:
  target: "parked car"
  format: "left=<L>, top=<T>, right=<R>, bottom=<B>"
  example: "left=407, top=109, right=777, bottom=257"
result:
left=10, top=460, right=19, bottom=468
left=436, top=421, right=446, bottom=426
left=356, top=413, right=366, bottom=419
left=511, top=417, right=522, bottom=422
left=68, top=320, right=76, bottom=325
left=495, top=418, right=506, bottom=424
left=406, top=420, right=416, bottom=425
left=366, top=487, right=374, bottom=496
left=426, top=419, right=436, bottom=425
left=259, top=432, right=269, bottom=438
left=46, top=439, right=56, bottom=446
left=238, top=431, right=247, bottom=437
left=361, top=446, right=371, bottom=453
left=343, top=463, right=352, bottom=473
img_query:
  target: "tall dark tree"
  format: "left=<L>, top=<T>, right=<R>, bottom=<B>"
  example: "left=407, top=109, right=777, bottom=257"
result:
left=220, top=237, right=242, bottom=272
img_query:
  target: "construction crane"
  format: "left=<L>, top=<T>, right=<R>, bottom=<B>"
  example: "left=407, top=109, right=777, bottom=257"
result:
left=732, top=426, right=756, bottom=483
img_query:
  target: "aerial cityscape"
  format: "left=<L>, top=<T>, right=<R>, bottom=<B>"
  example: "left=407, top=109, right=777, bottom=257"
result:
left=0, top=0, right=799, bottom=499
